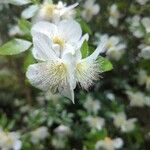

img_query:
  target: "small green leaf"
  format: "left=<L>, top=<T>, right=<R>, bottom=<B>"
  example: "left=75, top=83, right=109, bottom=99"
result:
left=97, top=56, right=113, bottom=72
left=18, top=19, right=32, bottom=37
left=78, top=19, right=92, bottom=34
left=0, top=39, right=32, bottom=55
left=81, top=40, right=89, bottom=58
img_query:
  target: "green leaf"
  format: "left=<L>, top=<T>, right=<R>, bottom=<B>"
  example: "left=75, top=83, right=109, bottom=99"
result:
left=78, top=19, right=92, bottom=35
left=18, top=19, right=32, bottom=37
left=0, top=39, right=32, bottom=55
left=97, top=56, right=113, bottom=72
left=81, top=40, right=89, bottom=58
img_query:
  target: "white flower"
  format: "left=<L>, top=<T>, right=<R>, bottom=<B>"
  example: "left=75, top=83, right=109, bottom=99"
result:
left=141, top=17, right=150, bottom=33
left=136, top=0, right=148, bottom=5
left=54, top=125, right=71, bottom=136
left=146, top=77, right=150, bottom=91
left=81, top=0, right=100, bottom=22
left=52, top=136, right=66, bottom=149
left=8, top=25, right=23, bottom=37
left=96, top=34, right=126, bottom=61
left=22, top=0, right=78, bottom=23
left=109, top=4, right=120, bottom=27
left=111, top=112, right=137, bottom=132
left=95, top=137, right=123, bottom=150
left=127, top=91, right=146, bottom=107
left=0, top=129, right=22, bottom=150
left=85, top=116, right=105, bottom=130
left=137, top=69, right=148, bottom=85
left=127, top=16, right=150, bottom=38
left=84, top=95, right=101, bottom=114
left=138, top=44, right=150, bottom=59
left=26, top=20, right=107, bottom=103
left=31, top=20, right=86, bottom=59
left=31, top=126, right=49, bottom=143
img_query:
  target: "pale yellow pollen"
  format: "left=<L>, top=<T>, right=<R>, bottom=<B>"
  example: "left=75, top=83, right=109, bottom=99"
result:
left=55, top=62, right=67, bottom=75
left=42, top=3, right=56, bottom=15
left=104, top=137, right=112, bottom=143
left=76, top=61, right=87, bottom=75
left=53, top=36, right=65, bottom=47
left=106, top=40, right=113, bottom=48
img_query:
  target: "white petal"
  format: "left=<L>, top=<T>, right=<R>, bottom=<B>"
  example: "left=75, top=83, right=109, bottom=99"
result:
left=58, top=20, right=82, bottom=43
left=113, top=138, right=123, bottom=149
left=31, top=21, right=57, bottom=38
left=32, top=32, right=57, bottom=61
left=60, top=3, right=79, bottom=16
left=26, top=60, right=68, bottom=93
left=13, top=141, right=22, bottom=150
left=86, top=38, right=107, bottom=61
left=21, top=5, right=39, bottom=19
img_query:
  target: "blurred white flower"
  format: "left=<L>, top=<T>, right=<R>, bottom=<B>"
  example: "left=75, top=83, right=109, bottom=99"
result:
left=137, top=69, right=148, bottom=85
left=54, top=125, right=71, bottom=136
left=31, top=126, right=48, bottom=143
left=8, top=25, right=23, bottom=37
left=96, top=34, right=126, bottom=61
left=136, top=0, right=148, bottom=5
left=84, top=96, right=101, bottom=114
left=127, top=16, right=150, bottom=38
left=95, top=137, right=123, bottom=150
left=127, top=91, right=146, bottom=107
left=106, top=92, right=115, bottom=101
left=138, top=44, right=150, bottom=59
left=52, top=136, right=66, bottom=149
left=109, top=4, right=121, bottom=27
left=0, top=128, right=22, bottom=150
left=146, top=77, right=150, bottom=91
left=141, top=17, right=150, bottom=33
left=81, top=0, right=100, bottom=22
left=111, top=112, right=137, bottom=132
left=85, top=116, right=105, bottom=130
left=22, top=0, right=78, bottom=23
left=26, top=20, right=107, bottom=103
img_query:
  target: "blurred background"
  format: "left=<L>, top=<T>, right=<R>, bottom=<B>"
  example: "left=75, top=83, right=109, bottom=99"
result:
left=0, top=0, right=150, bottom=150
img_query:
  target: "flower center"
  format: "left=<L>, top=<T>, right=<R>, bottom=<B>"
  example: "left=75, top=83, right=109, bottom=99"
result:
left=107, top=40, right=113, bottom=48
left=53, top=36, right=65, bottom=47
left=104, top=137, right=112, bottom=143
left=42, top=3, right=56, bottom=15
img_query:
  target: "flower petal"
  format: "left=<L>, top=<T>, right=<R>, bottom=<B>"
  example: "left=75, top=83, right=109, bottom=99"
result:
left=58, top=20, right=82, bottom=43
left=26, top=60, right=68, bottom=93
left=86, top=38, right=107, bottom=61
left=32, top=32, right=57, bottom=61
left=31, top=21, right=57, bottom=38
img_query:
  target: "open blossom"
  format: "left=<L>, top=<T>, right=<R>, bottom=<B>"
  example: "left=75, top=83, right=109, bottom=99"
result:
left=31, top=20, right=87, bottom=59
left=85, top=116, right=105, bottom=130
left=26, top=20, right=107, bottom=103
left=111, top=112, right=137, bottom=132
left=83, top=95, right=101, bottom=114
left=127, top=16, right=150, bottom=38
left=81, top=0, right=100, bottom=22
left=22, top=0, right=78, bottom=23
left=137, top=69, right=148, bottom=85
left=31, top=126, right=49, bottom=143
left=109, top=4, right=121, bottom=27
left=126, top=91, right=148, bottom=107
left=95, top=137, right=123, bottom=150
left=138, top=44, right=150, bottom=59
left=95, top=34, right=126, bottom=61
left=54, top=125, right=71, bottom=136
left=0, top=128, right=22, bottom=150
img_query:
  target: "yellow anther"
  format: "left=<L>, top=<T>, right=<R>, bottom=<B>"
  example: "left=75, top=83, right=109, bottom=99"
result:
left=53, top=36, right=65, bottom=47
